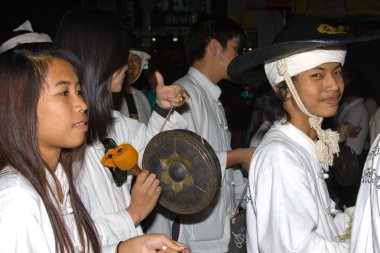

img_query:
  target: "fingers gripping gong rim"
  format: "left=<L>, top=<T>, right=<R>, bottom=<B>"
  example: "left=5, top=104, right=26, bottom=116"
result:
left=142, top=129, right=221, bottom=215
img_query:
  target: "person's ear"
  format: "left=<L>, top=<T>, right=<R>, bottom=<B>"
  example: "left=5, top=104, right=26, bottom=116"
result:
left=285, top=89, right=291, bottom=99
left=208, top=38, right=222, bottom=56
left=272, top=85, right=280, bottom=94
left=272, top=85, right=291, bottom=99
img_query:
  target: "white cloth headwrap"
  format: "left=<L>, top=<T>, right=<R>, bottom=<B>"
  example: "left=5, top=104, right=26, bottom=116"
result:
left=264, top=49, right=346, bottom=86
left=128, top=50, right=151, bottom=84
left=264, top=49, right=346, bottom=171
left=0, top=20, right=52, bottom=54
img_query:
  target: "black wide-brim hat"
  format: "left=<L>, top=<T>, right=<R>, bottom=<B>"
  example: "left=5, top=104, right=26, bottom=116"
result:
left=228, top=15, right=380, bottom=84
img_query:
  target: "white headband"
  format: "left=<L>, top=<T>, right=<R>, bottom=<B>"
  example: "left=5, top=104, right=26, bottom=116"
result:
left=264, top=49, right=347, bottom=86
left=0, top=20, right=52, bottom=54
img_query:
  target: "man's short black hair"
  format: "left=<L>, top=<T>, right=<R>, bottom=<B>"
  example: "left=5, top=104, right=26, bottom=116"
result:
left=185, top=14, right=245, bottom=65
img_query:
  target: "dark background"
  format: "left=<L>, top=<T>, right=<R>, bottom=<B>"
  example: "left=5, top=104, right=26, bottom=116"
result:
left=1, top=0, right=380, bottom=139
left=0, top=1, right=81, bottom=41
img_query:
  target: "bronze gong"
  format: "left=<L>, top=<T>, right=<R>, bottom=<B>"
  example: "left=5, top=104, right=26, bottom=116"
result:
left=142, top=129, right=221, bottom=215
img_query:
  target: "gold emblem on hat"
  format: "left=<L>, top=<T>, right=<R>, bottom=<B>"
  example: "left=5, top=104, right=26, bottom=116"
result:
left=317, top=24, right=346, bottom=34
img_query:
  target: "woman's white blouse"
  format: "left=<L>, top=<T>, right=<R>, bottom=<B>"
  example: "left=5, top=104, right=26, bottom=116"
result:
left=0, top=164, right=81, bottom=252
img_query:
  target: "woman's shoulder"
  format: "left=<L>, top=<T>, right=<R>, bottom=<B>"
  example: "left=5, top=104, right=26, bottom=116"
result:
left=0, top=167, right=42, bottom=213
left=0, top=167, right=29, bottom=190
left=95, top=110, right=146, bottom=146
left=111, top=110, right=146, bottom=134
left=112, top=109, right=144, bottom=126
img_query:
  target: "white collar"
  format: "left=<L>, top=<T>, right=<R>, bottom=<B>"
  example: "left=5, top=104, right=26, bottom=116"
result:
left=188, top=67, right=222, bottom=100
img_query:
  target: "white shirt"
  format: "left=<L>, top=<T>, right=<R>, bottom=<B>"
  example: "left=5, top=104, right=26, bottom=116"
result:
left=249, top=120, right=271, bottom=148
left=145, top=67, right=247, bottom=252
left=75, top=110, right=187, bottom=249
left=247, top=121, right=351, bottom=253
left=350, top=134, right=380, bottom=253
left=369, top=107, right=380, bottom=146
left=119, top=86, right=152, bottom=125
left=336, top=98, right=369, bottom=155
left=0, top=164, right=82, bottom=252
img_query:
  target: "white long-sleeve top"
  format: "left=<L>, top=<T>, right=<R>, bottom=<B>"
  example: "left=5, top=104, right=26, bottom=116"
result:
left=247, top=120, right=351, bottom=253
left=75, top=110, right=187, bottom=249
left=369, top=107, right=380, bottom=146
left=350, top=134, right=380, bottom=253
left=0, top=164, right=90, bottom=253
left=145, top=67, right=247, bottom=252
left=336, top=98, right=369, bottom=155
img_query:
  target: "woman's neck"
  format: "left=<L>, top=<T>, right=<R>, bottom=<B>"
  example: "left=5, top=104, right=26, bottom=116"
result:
left=40, top=147, right=60, bottom=173
left=41, top=149, right=64, bottom=204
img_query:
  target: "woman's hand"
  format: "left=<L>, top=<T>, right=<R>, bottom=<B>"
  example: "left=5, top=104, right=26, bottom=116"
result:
left=118, top=233, right=190, bottom=253
left=155, top=71, right=189, bottom=109
left=127, top=170, right=161, bottom=226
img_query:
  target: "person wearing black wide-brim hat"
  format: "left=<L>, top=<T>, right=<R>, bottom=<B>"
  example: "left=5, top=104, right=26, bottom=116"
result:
left=227, top=15, right=380, bottom=253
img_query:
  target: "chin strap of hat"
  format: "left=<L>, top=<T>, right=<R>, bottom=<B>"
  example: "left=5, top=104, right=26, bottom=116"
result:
left=277, top=59, right=340, bottom=172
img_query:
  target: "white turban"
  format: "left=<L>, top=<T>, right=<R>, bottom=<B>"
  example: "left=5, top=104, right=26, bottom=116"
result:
left=0, top=20, right=52, bottom=54
left=264, top=49, right=346, bottom=86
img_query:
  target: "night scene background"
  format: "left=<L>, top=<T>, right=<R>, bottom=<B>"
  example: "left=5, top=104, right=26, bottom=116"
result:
left=1, top=0, right=380, bottom=148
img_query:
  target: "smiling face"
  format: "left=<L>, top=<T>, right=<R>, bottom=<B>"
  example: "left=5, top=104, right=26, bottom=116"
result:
left=292, top=62, right=344, bottom=118
left=37, top=58, right=88, bottom=158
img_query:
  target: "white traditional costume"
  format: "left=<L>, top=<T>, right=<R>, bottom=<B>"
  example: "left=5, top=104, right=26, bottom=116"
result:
left=350, top=134, right=380, bottom=253
left=227, top=15, right=380, bottom=253
left=145, top=67, right=247, bottom=253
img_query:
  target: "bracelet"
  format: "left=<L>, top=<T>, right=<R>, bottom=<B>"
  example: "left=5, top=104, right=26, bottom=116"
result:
left=153, top=102, right=174, bottom=118
left=116, top=241, right=123, bottom=253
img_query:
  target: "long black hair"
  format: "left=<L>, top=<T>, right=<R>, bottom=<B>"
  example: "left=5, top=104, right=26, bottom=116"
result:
left=0, top=43, right=100, bottom=252
left=55, top=8, right=130, bottom=144
left=255, top=80, right=291, bottom=122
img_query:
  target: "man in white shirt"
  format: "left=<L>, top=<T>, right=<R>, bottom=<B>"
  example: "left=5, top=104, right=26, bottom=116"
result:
left=145, top=15, right=255, bottom=253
